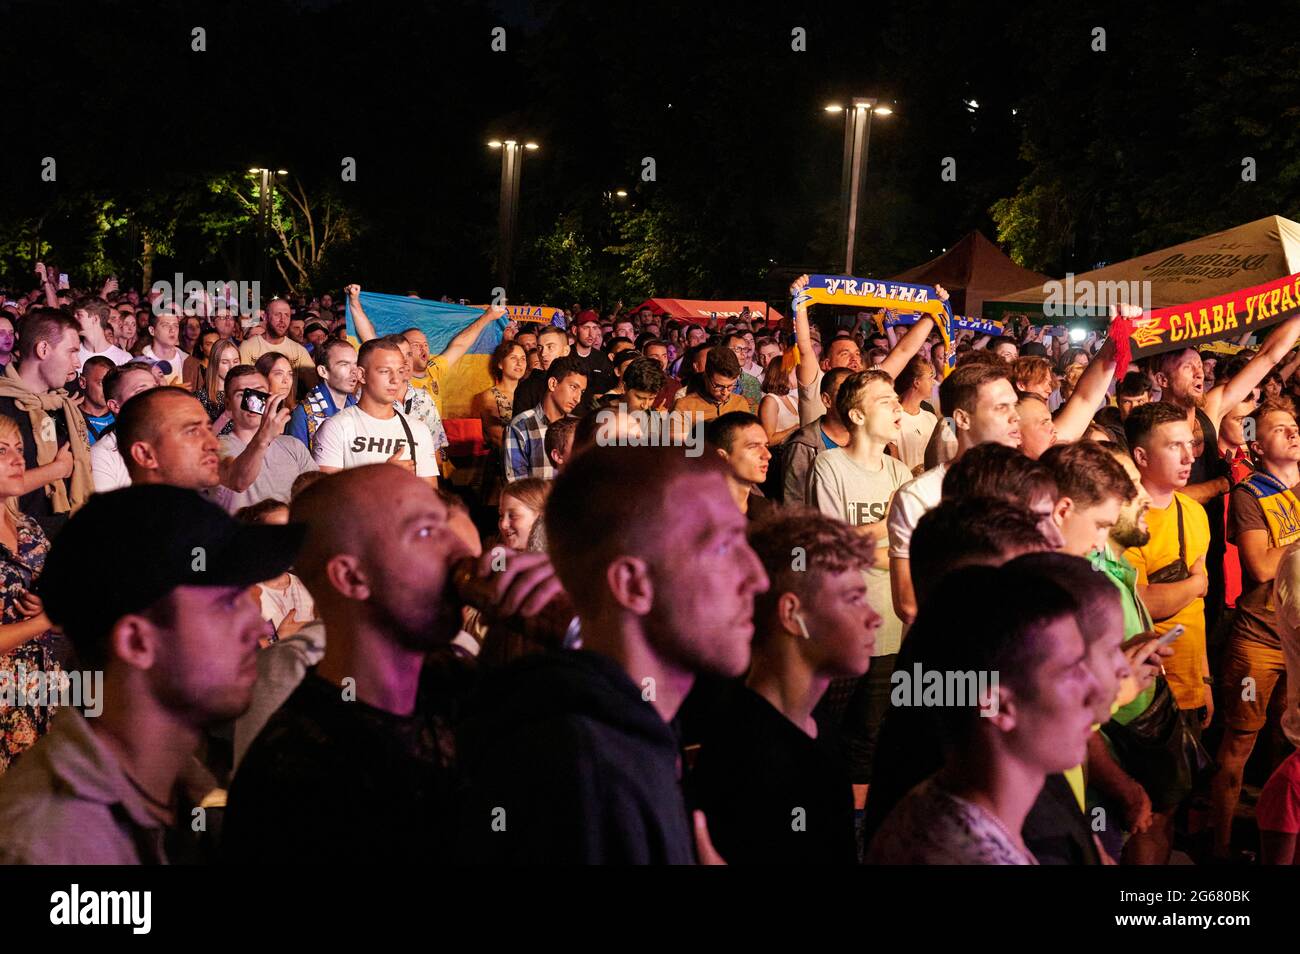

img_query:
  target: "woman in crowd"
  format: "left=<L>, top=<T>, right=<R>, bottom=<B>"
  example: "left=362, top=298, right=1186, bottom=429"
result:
left=183, top=329, right=220, bottom=393
left=117, top=312, right=140, bottom=352
left=472, top=340, right=528, bottom=507
left=497, top=478, right=550, bottom=552
left=1059, top=363, right=1085, bottom=405
left=255, top=351, right=298, bottom=424
left=179, top=315, right=203, bottom=359
left=0, top=416, right=57, bottom=774
left=200, top=338, right=241, bottom=433
left=758, top=354, right=799, bottom=445
left=236, top=499, right=313, bottom=645
left=894, top=353, right=945, bottom=474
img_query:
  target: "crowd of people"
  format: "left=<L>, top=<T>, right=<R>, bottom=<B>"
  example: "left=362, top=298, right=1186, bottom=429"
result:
left=0, top=260, right=1299, bottom=866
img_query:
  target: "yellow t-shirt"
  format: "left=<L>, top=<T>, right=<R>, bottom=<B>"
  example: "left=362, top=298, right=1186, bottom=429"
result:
left=1124, top=491, right=1211, bottom=710
left=409, top=354, right=450, bottom=416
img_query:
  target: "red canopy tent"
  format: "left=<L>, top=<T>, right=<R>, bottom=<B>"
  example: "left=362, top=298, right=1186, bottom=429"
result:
left=633, top=298, right=784, bottom=326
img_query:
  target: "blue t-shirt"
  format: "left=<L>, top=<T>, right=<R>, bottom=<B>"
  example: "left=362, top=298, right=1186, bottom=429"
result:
left=85, top=411, right=115, bottom=445
left=819, top=425, right=838, bottom=450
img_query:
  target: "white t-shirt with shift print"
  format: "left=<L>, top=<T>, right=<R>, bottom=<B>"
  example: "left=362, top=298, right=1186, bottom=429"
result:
left=312, top=404, right=438, bottom=477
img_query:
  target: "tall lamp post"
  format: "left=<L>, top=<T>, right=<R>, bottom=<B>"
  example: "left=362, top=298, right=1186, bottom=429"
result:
left=824, top=99, right=893, bottom=275
left=248, top=167, right=287, bottom=291
left=488, top=139, right=538, bottom=293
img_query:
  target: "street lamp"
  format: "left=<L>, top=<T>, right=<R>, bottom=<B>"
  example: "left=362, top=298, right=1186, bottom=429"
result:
left=488, top=139, right=539, bottom=291
left=824, top=98, right=893, bottom=274
left=248, top=167, right=287, bottom=291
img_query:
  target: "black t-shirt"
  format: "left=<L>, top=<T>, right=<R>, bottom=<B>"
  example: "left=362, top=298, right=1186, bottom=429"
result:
left=574, top=346, right=616, bottom=397
left=0, top=397, right=72, bottom=539
left=746, top=493, right=777, bottom=522
left=456, top=649, right=696, bottom=864
left=222, top=669, right=455, bottom=864
left=1022, top=772, right=1102, bottom=865
left=688, top=683, right=857, bottom=864
left=512, top=368, right=548, bottom=417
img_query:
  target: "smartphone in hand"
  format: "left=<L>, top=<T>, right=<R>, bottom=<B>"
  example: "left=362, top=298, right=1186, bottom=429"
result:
left=1156, top=624, right=1186, bottom=648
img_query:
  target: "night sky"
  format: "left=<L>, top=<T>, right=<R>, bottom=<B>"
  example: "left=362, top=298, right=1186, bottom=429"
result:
left=0, top=0, right=1295, bottom=302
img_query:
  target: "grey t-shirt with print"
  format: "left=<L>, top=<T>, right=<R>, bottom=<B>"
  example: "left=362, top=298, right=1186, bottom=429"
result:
left=808, top=448, right=912, bottom=656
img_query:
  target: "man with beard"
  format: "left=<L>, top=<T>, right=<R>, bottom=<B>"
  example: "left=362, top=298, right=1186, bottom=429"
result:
left=238, top=297, right=314, bottom=373
left=1148, top=316, right=1300, bottom=640
left=457, top=446, right=769, bottom=863
left=1091, top=441, right=1183, bottom=863
left=223, top=465, right=563, bottom=863
left=570, top=310, right=616, bottom=398
left=0, top=486, right=302, bottom=863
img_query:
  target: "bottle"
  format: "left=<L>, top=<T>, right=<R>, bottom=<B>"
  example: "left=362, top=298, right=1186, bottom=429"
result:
left=451, top=557, right=580, bottom=650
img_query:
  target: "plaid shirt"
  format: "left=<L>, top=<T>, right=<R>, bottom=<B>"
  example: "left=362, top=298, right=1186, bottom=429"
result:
left=505, top=404, right=555, bottom=481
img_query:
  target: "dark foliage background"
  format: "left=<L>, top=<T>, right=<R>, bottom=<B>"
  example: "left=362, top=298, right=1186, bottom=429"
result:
left=0, top=0, right=1295, bottom=305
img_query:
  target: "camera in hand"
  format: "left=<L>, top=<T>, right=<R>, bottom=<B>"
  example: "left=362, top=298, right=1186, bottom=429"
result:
left=241, top=388, right=270, bottom=415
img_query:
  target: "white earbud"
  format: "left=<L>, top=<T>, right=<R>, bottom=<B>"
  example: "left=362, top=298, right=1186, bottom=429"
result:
left=793, top=611, right=811, bottom=640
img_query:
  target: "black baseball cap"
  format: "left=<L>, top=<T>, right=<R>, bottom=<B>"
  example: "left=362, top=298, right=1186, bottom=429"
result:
left=39, top=485, right=305, bottom=643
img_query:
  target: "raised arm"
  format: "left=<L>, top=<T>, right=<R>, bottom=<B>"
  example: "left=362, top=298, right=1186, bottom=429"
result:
left=344, top=283, right=376, bottom=343
left=791, top=275, right=819, bottom=389
left=35, top=263, right=57, bottom=308
left=1054, top=323, right=1122, bottom=442
left=1276, top=346, right=1300, bottom=388
left=440, top=304, right=506, bottom=369
left=884, top=320, right=900, bottom=349
left=879, top=285, right=947, bottom=381
left=220, top=395, right=291, bottom=493
left=1211, top=315, right=1300, bottom=426
left=880, top=317, right=935, bottom=379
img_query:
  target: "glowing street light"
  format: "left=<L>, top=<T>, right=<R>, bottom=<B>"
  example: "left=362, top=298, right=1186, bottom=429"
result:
left=489, top=138, right=540, bottom=290
left=823, top=97, right=895, bottom=274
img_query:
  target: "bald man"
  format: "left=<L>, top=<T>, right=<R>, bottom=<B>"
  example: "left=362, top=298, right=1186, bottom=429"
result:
left=224, top=465, right=562, bottom=864
left=115, top=387, right=221, bottom=490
